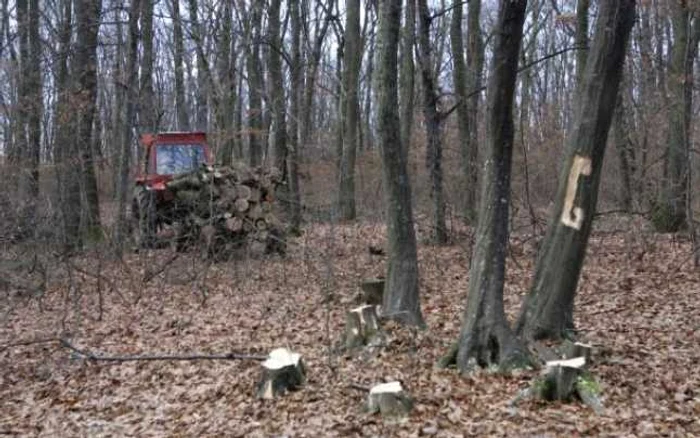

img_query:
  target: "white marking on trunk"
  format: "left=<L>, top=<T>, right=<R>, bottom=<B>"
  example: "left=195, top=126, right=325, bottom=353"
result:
left=561, top=155, right=592, bottom=230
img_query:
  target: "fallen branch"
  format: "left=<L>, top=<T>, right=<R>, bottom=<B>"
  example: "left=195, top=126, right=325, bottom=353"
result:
left=60, top=338, right=267, bottom=362
left=0, top=337, right=60, bottom=353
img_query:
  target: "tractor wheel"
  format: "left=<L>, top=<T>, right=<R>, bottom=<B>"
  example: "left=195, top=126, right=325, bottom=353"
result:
left=132, top=186, right=157, bottom=248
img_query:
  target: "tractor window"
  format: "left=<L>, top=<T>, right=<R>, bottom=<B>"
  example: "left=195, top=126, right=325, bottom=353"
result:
left=155, top=144, right=206, bottom=175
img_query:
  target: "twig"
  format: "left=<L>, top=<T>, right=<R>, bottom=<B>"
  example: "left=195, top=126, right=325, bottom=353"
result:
left=59, top=338, right=267, bottom=362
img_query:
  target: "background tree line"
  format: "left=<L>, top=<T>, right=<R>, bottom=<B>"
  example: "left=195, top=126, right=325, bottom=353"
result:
left=0, top=0, right=698, bottom=251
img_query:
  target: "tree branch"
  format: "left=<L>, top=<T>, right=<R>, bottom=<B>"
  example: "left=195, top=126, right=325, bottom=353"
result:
left=59, top=338, right=267, bottom=362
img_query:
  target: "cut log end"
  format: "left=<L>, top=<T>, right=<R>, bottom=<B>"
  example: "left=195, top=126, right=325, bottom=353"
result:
left=255, top=348, right=305, bottom=399
left=367, top=382, right=413, bottom=417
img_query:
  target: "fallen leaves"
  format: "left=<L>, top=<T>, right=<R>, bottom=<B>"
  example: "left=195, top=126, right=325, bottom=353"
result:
left=0, top=220, right=699, bottom=436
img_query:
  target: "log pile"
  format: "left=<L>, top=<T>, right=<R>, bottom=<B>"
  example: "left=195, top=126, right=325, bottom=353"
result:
left=165, top=163, right=286, bottom=257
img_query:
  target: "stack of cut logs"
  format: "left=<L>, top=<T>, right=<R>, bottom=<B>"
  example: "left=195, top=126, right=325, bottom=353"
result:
left=166, top=163, right=285, bottom=257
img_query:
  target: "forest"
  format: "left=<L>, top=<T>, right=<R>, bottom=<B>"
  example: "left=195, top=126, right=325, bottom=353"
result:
left=1, top=0, right=699, bottom=436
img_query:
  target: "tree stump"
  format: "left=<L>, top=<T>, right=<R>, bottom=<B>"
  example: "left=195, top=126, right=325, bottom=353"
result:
left=563, top=340, right=593, bottom=363
left=367, top=382, right=413, bottom=417
left=344, top=305, right=385, bottom=350
left=526, top=356, right=604, bottom=414
left=359, top=278, right=385, bottom=305
left=255, top=348, right=306, bottom=399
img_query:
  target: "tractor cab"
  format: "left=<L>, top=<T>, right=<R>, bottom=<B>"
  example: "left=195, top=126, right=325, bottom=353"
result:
left=136, top=132, right=212, bottom=191
left=132, top=132, right=212, bottom=246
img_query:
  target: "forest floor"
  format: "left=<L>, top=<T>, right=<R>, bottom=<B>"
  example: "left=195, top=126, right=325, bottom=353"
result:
left=1, top=218, right=699, bottom=437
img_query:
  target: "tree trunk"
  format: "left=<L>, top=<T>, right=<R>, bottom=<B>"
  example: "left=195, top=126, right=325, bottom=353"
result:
left=417, top=0, right=446, bottom=244
left=170, top=0, right=189, bottom=131
left=114, top=0, right=141, bottom=254
left=268, top=0, right=287, bottom=177
left=140, top=0, right=156, bottom=132
left=77, top=0, right=101, bottom=233
left=613, top=92, right=633, bottom=212
left=245, top=4, right=264, bottom=167
left=575, top=0, right=590, bottom=86
left=516, top=0, right=635, bottom=341
left=376, top=0, right=424, bottom=327
left=17, top=0, right=42, bottom=231
left=338, top=0, right=361, bottom=220
left=450, top=0, right=480, bottom=224
left=288, top=0, right=303, bottom=232
left=216, top=2, right=236, bottom=166
left=465, top=0, right=483, bottom=223
left=399, top=0, right=415, bottom=154
left=653, top=3, right=699, bottom=232
left=187, top=0, right=208, bottom=131
left=450, top=0, right=529, bottom=373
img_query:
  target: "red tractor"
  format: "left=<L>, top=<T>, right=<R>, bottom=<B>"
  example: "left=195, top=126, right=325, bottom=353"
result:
left=132, top=132, right=212, bottom=246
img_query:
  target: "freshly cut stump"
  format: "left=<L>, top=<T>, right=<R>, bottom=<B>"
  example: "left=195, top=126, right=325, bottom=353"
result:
left=564, top=341, right=593, bottom=363
left=255, top=348, right=306, bottom=399
left=359, top=278, right=385, bottom=305
left=367, top=382, right=413, bottom=417
left=530, top=356, right=604, bottom=413
left=344, top=305, right=385, bottom=350
left=536, top=357, right=585, bottom=401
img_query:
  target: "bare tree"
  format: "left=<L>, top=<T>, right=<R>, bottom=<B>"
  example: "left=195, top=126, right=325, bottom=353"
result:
left=338, top=0, right=362, bottom=220
left=377, top=0, right=424, bottom=327
left=418, top=0, right=447, bottom=243
left=652, top=2, right=700, bottom=232
left=517, top=0, right=636, bottom=341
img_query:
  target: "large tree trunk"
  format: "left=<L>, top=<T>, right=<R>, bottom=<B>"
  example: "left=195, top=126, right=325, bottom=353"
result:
left=450, top=0, right=480, bottom=225
left=170, top=0, right=189, bottom=131
left=338, top=0, right=361, bottom=220
left=114, top=0, right=140, bottom=254
left=245, top=4, right=264, bottom=167
left=376, top=0, right=424, bottom=327
left=187, top=0, right=208, bottom=131
left=216, top=2, right=236, bottom=166
left=76, top=0, right=101, bottom=233
left=268, top=0, right=287, bottom=176
left=417, top=0, right=447, bottom=244
left=54, top=0, right=75, bottom=244
left=516, top=0, right=635, bottom=341
left=575, top=0, right=590, bottom=86
left=399, top=0, right=415, bottom=154
left=140, top=0, right=156, bottom=132
left=652, top=4, right=700, bottom=232
left=287, top=0, right=303, bottom=232
left=19, top=0, right=42, bottom=230
left=452, top=0, right=529, bottom=372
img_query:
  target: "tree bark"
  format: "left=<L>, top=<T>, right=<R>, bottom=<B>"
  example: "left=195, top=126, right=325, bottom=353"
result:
left=450, top=0, right=480, bottom=225
left=575, top=0, right=590, bottom=86
left=216, top=2, right=236, bottom=166
left=245, top=4, right=264, bottom=167
left=114, top=0, right=141, bottom=254
left=140, top=0, right=156, bottom=132
left=376, top=0, right=424, bottom=327
left=338, top=0, right=361, bottom=220
left=288, top=0, right=303, bottom=232
left=187, top=0, right=208, bottom=131
left=516, top=0, right=635, bottom=341
left=170, top=0, right=189, bottom=131
left=452, top=0, right=529, bottom=372
left=418, top=0, right=447, bottom=244
left=653, top=3, right=699, bottom=232
left=399, top=0, right=415, bottom=154
left=268, top=0, right=287, bottom=177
